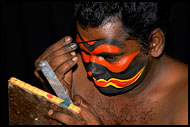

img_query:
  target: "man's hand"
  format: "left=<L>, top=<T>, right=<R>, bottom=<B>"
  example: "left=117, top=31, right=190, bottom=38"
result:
left=34, top=36, right=78, bottom=97
left=48, top=95, right=103, bottom=125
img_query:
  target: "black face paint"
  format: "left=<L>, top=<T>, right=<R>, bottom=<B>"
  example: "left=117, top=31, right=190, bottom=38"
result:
left=83, top=54, right=150, bottom=96
left=76, top=32, right=150, bottom=96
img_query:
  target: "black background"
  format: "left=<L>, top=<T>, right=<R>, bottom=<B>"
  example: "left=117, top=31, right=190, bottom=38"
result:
left=1, top=1, right=188, bottom=125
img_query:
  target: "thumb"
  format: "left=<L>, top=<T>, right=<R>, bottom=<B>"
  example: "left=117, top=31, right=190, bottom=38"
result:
left=72, top=95, right=103, bottom=125
left=73, top=95, right=90, bottom=110
left=72, top=95, right=99, bottom=118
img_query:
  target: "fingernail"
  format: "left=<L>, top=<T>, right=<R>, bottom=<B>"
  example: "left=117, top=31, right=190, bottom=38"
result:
left=70, top=43, right=77, bottom=49
left=74, top=99, right=81, bottom=106
left=72, top=57, right=78, bottom=61
left=48, top=110, right=54, bottom=116
left=65, top=36, right=72, bottom=44
left=73, top=96, right=82, bottom=106
left=70, top=52, right=76, bottom=56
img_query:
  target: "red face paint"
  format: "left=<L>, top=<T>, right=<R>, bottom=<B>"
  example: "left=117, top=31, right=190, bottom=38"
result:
left=80, top=44, right=120, bottom=54
left=76, top=32, right=147, bottom=94
left=81, top=50, right=140, bottom=73
left=76, top=33, right=140, bottom=73
left=93, top=66, right=145, bottom=88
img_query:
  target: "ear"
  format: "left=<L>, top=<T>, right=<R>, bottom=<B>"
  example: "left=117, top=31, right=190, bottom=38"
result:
left=149, top=28, right=165, bottom=57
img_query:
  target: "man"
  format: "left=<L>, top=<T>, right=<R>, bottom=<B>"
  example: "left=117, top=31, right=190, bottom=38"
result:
left=34, top=2, right=188, bottom=125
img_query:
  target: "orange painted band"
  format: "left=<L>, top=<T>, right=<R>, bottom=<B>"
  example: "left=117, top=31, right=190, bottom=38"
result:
left=81, top=51, right=140, bottom=73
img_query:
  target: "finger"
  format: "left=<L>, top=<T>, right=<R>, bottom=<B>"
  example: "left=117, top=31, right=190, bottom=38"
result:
left=60, top=79, right=72, bottom=98
left=34, top=69, right=41, bottom=79
left=64, top=70, right=72, bottom=86
left=73, top=95, right=82, bottom=107
left=48, top=52, right=76, bottom=72
left=34, top=70, right=51, bottom=92
left=40, top=36, right=73, bottom=61
left=61, top=70, right=72, bottom=98
left=73, top=95, right=95, bottom=118
left=34, top=36, right=72, bottom=68
left=45, top=43, right=77, bottom=63
left=48, top=110, right=84, bottom=125
left=73, top=95, right=103, bottom=125
left=73, top=95, right=91, bottom=110
left=54, top=56, right=78, bottom=81
left=34, top=70, right=43, bottom=82
left=34, top=62, right=41, bottom=71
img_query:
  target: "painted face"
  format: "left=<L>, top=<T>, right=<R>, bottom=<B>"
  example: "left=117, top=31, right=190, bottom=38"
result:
left=76, top=32, right=149, bottom=96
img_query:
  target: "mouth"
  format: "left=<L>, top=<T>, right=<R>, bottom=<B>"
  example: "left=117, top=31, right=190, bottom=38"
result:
left=93, top=66, right=145, bottom=88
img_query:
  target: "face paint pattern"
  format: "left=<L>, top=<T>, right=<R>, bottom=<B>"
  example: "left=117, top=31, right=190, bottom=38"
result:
left=76, top=32, right=148, bottom=95
left=93, top=66, right=145, bottom=88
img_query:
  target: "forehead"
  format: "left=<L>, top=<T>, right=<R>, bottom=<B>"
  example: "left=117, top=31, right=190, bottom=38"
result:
left=76, top=21, right=128, bottom=42
left=76, top=21, right=141, bottom=54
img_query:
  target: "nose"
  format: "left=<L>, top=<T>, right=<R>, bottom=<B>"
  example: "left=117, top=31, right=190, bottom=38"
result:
left=87, top=62, right=105, bottom=77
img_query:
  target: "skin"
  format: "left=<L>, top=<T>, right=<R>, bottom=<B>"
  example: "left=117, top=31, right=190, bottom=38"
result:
left=34, top=19, right=188, bottom=125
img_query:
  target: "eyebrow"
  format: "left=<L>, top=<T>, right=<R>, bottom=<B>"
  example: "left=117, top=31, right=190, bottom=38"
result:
left=76, top=31, right=132, bottom=48
left=76, top=32, right=135, bottom=46
left=77, top=39, right=102, bottom=44
left=78, top=38, right=122, bottom=46
left=76, top=32, right=103, bottom=44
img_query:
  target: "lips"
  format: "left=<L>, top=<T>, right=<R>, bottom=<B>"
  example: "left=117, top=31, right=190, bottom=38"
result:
left=93, top=66, right=145, bottom=88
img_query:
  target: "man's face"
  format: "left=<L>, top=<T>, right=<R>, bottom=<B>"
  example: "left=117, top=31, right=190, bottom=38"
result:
left=76, top=21, right=150, bottom=96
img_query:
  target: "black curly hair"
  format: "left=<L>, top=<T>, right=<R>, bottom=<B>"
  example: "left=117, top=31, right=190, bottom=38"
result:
left=74, top=2, right=169, bottom=53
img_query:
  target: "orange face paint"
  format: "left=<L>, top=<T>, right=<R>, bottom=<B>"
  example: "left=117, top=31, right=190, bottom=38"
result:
left=81, top=50, right=140, bottom=73
left=76, top=32, right=148, bottom=95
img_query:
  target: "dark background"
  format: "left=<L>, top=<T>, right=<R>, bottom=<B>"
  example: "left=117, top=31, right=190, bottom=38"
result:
left=1, top=1, right=188, bottom=125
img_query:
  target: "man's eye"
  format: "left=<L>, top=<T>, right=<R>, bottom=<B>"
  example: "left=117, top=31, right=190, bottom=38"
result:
left=103, top=55, right=118, bottom=61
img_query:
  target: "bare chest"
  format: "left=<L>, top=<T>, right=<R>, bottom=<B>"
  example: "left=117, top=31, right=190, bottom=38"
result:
left=72, top=71, right=167, bottom=124
left=73, top=80, right=172, bottom=124
left=82, top=87, right=161, bottom=125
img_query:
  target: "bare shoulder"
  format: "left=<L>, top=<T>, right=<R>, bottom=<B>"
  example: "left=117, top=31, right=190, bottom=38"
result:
left=165, top=56, right=188, bottom=125
left=164, top=55, right=188, bottom=83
